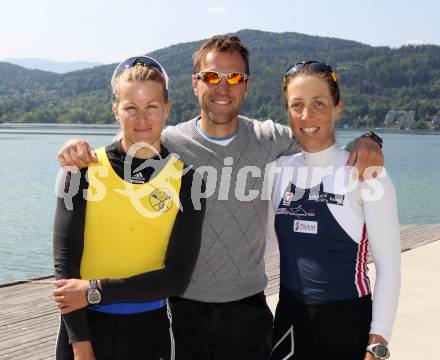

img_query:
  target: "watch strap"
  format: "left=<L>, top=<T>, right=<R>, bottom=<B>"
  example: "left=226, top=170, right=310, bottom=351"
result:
left=89, top=279, right=98, bottom=290
left=361, top=131, right=383, bottom=148
left=366, top=343, right=390, bottom=359
left=87, top=279, right=102, bottom=305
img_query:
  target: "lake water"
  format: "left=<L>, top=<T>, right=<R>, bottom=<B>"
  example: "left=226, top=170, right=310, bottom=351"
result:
left=0, top=125, right=439, bottom=283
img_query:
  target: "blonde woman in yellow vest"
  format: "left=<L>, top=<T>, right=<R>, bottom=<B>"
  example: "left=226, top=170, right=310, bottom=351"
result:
left=52, top=56, right=205, bottom=360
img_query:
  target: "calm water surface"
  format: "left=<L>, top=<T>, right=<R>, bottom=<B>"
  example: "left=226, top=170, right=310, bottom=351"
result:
left=0, top=127, right=439, bottom=283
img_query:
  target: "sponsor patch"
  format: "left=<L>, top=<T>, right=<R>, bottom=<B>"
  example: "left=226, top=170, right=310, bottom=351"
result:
left=276, top=205, right=315, bottom=218
left=293, top=220, right=318, bottom=234
left=283, top=191, right=293, bottom=206
left=308, top=191, right=344, bottom=205
left=131, top=172, right=146, bottom=184
left=149, top=188, right=173, bottom=212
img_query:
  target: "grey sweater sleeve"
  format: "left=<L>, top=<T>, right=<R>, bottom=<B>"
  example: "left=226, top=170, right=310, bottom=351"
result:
left=255, top=119, right=379, bottom=158
left=271, top=121, right=300, bottom=156
left=251, top=118, right=300, bottom=159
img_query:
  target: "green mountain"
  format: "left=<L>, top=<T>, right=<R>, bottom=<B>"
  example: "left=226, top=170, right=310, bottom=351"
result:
left=1, top=29, right=439, bottom=127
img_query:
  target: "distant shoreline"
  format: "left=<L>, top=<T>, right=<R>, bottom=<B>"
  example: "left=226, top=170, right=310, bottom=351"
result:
left=337, top=127, right=440, bottom=135
left=0, top=123, right=119, bottom=129
left=0, top=123, right=119, bottom=135
left=1, top=123, right=440, bottom=136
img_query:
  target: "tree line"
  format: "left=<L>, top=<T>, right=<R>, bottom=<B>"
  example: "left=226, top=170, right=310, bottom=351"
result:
left=1, top=30, right=439, bottom=128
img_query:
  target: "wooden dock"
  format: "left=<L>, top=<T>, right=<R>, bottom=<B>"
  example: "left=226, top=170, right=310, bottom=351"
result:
left=1, top=224, right=439, bottom=359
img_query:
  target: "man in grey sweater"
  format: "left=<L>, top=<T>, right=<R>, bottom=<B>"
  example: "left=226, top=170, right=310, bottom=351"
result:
left=57, top=36, right=383, bottom=359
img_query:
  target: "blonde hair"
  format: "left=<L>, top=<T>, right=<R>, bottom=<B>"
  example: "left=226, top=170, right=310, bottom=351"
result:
left=111, top=63, right=168, bottom=101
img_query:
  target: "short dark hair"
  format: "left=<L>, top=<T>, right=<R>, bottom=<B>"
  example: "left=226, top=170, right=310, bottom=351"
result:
left=192, top=35, right=250, bottom=74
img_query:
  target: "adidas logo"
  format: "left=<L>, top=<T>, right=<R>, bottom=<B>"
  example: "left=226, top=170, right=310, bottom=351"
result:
left=131, top=172, right=145, bottom=184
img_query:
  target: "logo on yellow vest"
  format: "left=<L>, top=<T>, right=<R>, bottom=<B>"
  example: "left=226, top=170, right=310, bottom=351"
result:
left=149, top=188, right=173, bottom=212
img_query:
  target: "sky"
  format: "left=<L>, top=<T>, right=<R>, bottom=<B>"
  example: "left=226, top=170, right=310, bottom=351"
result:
left=1, top=0, right=439, bottom=64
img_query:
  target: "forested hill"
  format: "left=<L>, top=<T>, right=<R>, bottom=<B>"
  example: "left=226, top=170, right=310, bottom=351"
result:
left=1, top=29, right=439, bottom=127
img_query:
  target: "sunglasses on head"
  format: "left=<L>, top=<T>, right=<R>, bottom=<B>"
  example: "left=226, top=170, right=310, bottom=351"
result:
left=285, top=60, right=337, bottom=82
left=194, top=71, right=249, bottom=85
left=111, top=55, right=169, bottom=91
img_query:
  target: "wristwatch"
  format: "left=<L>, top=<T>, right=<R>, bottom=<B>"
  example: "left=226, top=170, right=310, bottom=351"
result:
left=366, top=343, right=390, bottom=359
left=361, top=131, right=383, bottom=148
left=86, top=279, right=102, bottom=305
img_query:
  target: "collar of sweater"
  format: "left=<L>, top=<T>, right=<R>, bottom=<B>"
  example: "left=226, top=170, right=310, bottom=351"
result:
left=189, top=115, right=253, bottom=151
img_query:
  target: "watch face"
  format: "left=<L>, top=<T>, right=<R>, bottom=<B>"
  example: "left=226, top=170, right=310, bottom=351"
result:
left=373, top=344, right=390, bottom=358
left=87, top=290, right=102, bottom=304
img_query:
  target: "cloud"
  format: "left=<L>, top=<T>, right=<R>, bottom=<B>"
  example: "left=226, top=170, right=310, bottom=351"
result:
left=62, top=48, right=108, bottom=62
left=1, top=33, right=17, bottom=41
left=401, top=38, right=425, bottom=46
left=0, top=30, right=38, bottom=58
left=0, top=31, right=33, bottom=43
left=208, top=4, right=229, bottom=14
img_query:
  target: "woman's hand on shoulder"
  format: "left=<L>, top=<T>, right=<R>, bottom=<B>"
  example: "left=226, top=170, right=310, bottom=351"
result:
left=53, top=279, right=89, bottom=314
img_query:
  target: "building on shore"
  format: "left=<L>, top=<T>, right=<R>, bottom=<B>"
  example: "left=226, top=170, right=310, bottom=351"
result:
left=431, top=115, right=440, bottom=128
left=384, top=110, right=415, bottom=129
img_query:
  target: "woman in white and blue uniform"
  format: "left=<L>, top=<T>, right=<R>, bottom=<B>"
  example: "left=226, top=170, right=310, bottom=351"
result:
left=269, top=61, right=401, bottom=360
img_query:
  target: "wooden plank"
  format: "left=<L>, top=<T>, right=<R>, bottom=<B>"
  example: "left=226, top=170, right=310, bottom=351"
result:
left=0, top=224, right=438, bottom=359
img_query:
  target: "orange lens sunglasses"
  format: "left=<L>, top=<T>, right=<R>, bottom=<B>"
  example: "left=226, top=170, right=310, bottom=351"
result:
left=195, top=71, right=249, bottom=85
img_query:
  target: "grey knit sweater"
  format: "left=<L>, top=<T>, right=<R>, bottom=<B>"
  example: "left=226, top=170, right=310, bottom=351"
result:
left=162, top=115, right=299, bottom=302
